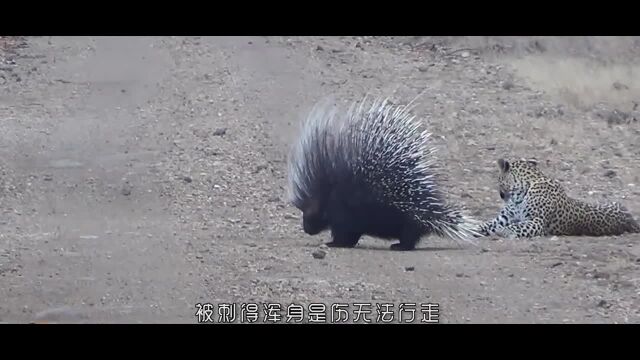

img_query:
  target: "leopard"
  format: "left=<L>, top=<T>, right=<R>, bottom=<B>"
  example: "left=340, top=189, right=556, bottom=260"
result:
left=476, top=158, right=640, bottom=239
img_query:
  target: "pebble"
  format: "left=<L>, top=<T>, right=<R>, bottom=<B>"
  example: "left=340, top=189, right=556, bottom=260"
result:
left=502, top=80, right=514, bottom=90
left=312, top=248, right=327, bottom=259
left=404, top=266, right=415, bottom=272
left=612, top=82, right=629, bottom=91
left=121, top=184, right=132, bottom=196
left=212, top=128, right=227, bottom=136
left=593, top=270, right=609, bottom=279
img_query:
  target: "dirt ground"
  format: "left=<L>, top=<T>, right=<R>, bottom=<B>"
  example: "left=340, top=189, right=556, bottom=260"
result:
left=1, top=36, right=639, bottom=324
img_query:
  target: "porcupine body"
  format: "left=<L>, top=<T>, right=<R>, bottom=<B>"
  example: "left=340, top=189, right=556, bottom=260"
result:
left=287, top=95, right=479, bottom=251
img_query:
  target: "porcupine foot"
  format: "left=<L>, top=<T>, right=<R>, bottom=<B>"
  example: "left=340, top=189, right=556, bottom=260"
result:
left=326, top=230, right=361, bottom=248
left=389, top=226, right=421, bottom=251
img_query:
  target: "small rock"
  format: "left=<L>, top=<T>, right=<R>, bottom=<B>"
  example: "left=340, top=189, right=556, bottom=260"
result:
left=319, top=244, right=328, bottom=250
left=559, top=162, right=572, bottom=171
left=417, top=66, right=429, bottom=72
left=602, top=109, right=630, bottom=125
left=502, top=81, right=514, bottom=90
left=593, top=270, right=610, bottom=279
left=551, top=262, right=563, bottom=268
left=597, top=299, right=611, bottom=309
left=404, top=266, right=415, bottom=272
left=284, top=214, right=299, bottom=220
left=612, top=82, right=629, bottom=91
left=455, top=272, right=464, bottom=278
left=312, top=248, right=327, bottom=259
left=43, top=174, right=53, bottom=181
left=604, top=170, right=616, bottom=178
left=181, top=176, right=193, bottom=183
left=460, top=51, right=470, bottom=58
left=315, top=45, right=324, bottom=52
left=121, top=184, right=132, bottom=196
left=267, top=196, right=280, bottom=202
left=550, top=236, right=559, bottom=241
left=212, top=128, right=227, bottom=136
left=480, top=248, right=489, bottom=253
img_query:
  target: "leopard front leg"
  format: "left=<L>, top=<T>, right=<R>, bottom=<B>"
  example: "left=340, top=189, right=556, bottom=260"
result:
left=476, top=204, right=519, bottom=237
left=495, top=217, right=546, bottom=239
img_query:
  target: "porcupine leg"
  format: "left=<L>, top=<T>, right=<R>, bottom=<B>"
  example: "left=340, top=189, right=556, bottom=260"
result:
left=390, top=225, right=421, bottom=251
left=326, top=229, right=361, bottom=248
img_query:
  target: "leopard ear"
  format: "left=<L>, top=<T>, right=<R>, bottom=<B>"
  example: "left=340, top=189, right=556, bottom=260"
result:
left=497, top=158, right=510, bottom=172
left=526, top=158, right=538, bottom=167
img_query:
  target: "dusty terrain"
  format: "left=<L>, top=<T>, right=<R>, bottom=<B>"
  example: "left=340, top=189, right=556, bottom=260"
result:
left=1, top=36, right=639, bottom=324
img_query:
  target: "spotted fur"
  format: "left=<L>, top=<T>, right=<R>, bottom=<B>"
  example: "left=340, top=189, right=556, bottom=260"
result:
left=477, top=158, right=640, bottom=238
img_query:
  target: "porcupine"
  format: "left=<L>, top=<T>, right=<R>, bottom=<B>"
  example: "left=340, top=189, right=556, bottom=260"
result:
left=286, top=94, right=479, bottom=251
